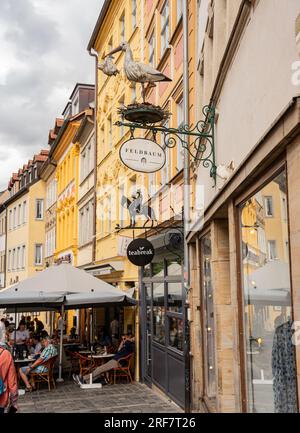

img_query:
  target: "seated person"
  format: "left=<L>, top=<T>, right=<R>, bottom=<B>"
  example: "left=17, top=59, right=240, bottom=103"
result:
left=73, top=333, right=135, bottom=385
left=68, top=327, right=77, bottom=341
left=29, top=335, right=42, bottom=359
left=10, top=323, right=30, bottom=358
left=18, top=335, right=58, bottom=391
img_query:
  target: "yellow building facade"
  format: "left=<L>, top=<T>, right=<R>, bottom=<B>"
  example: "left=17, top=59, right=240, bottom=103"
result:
left=88, top=0, right=187, bottom=405
left=50, top=119, right=81, bottom=266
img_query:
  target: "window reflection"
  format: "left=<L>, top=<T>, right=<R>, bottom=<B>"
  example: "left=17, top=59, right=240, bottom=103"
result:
left=169, top=317, right=183, bottom=351
left=201, top=233, right=216, bottom=398
left=167, top=282, right=182, bottom=313
left=167, top=258, right=182, bottom=276
left=153, top=283, right=165, bottom=344
left=240, top=170, right=297, bottom=413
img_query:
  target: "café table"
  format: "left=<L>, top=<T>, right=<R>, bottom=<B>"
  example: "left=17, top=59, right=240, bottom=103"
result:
left=88, top=353, right=115, bottom=366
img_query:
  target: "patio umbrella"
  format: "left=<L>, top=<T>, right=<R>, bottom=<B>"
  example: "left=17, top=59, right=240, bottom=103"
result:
left=0, top=264, right=136, bottom=381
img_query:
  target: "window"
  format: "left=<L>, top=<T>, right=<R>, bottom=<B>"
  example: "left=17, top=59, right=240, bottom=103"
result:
left=176, top=99, right=184, bottom=171
left=17, top=204, right=21, bottom=226
left=79, top=201, right=94, bottom=246
left=119, top=184, right=125, bottom=227
left=35, top=199, right=44, bottom=220
left=149, top=31, right=155, bottom=66
left=201, top=232, right=216, bottom=398
left=161, top=1, right=169, bottom=55
left=9, top=210, right=12, bottom=230
left=268, top=240, right=278, bottom=260
left=12, top=249, right=16, bottom=270
left=107, top=195, right=112, bottom=233
left=8, top=250, right=11, bottom=271
left=73, top=97, right=79, bottom=115
left=22, top=201, right=27, bottom=224
left=153, top=283, right=165, bottom=344
left=13, top=207, right=16, bottom=229
left=100, top=125, right=105, bottom=160
left=177, top=0, right=182, bottom=21
left=99, top=201, right=104, bottom=238
left=120, top=12, right=125, bottom=41
left=119, top=96, right=125, bottom=138
left=132, top=0, right=137, bottom=29
left=108, top=116, right=113, bottom=150
left=161, top=120, right=170, bottom=185
left=34, top=244, right=43, bottom=266
left=239, top=170, right=296, bottom=413
left=264, top=196, right=274, bottom=217
left=17, top=247, right=20, bottom=270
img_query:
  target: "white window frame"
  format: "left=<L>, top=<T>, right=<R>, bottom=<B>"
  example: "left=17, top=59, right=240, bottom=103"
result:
left=268, top=240, right=278, bottom=261
left=34, top=244, right=43, bottom=266
left=35, top=199, right=44, bottom=220
left=132, top=0, right=137, bottom=29
left=264, top=196, right=274, bottom=217
left=176, top=99, right=184, bottom=171
left=161, top=1, right=170, bottom=56
left=149, top=31, right=155, bottom=66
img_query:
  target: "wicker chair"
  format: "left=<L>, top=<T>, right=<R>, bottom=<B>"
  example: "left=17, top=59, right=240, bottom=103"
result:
left=110, top=353, right=134, bottom=385
left=30, top=355, right=58, bottom=391
left=75, top=352, right=95, bottom=377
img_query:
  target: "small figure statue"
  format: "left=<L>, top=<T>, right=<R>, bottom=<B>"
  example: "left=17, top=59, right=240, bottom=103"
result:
left=98, top=56, right=119, bottom=77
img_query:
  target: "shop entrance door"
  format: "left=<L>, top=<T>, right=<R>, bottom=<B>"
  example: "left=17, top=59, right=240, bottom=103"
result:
left=144, top=283, right=152, bottom=383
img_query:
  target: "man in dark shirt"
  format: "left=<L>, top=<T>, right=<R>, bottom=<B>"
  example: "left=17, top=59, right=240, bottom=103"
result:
left=73, top=333, right=135, bottom=385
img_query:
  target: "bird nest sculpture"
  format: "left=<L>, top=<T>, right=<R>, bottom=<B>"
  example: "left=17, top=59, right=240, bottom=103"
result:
left=118, top=103, right=171, bottom=124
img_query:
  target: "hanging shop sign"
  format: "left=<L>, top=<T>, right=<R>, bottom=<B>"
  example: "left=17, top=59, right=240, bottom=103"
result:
left=127, top=238, right=155, bottom=266
left=119, top=138, right=166, bottom=173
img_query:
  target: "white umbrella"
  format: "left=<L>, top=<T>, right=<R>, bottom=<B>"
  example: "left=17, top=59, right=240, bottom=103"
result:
left=244, top=260, right=291, bottom=305
left=0, top=264, right=135, bottom=381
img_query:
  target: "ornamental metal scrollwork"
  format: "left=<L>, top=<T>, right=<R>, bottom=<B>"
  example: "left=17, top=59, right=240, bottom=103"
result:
left=115, top=105, right=216, bottom=185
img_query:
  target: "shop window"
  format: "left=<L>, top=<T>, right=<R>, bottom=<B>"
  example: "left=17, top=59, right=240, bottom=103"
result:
left=168, top=317, right=183, bottom=351
left=152, top=261, right=164, bottom=277
left=166, top=258, right=182, bottom=276
left=239, top=170, right=297, bottom=413
left=201, top=232, right=216, bottom=398
left=152, top=283, right=165, bottom=345
left=167, top=282, right=182, bottom=313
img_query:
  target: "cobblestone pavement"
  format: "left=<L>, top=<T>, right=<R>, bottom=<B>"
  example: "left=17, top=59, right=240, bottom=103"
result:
left=18, top=381, right=183, bottom=413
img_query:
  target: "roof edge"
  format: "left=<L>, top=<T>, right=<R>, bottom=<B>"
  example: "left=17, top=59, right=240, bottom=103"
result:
left=87, top=0, right=111, bottom=51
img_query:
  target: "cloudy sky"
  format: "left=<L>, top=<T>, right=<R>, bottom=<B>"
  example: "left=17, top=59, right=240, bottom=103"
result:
left=0, top=0, right=103, bottom=190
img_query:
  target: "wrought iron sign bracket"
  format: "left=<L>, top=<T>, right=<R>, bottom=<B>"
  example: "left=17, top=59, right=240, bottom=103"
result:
left=115, top=105, right=216, bottom=185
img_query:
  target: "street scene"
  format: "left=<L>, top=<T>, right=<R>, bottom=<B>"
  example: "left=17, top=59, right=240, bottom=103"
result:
left=0, top=0, right=300, bottom=417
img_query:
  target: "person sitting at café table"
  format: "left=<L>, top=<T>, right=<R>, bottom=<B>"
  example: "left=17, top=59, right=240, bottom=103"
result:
left=18, top=335, right=57, bottom=392
left=73, top=333, right=135, bottom=385
left=9, top=323, right=30, bottom=357
left=29, top=335, right=42, bottom=359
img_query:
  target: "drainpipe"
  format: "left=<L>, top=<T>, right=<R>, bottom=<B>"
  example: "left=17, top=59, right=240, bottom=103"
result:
left=88, top=48, right=98, bottom=265
left=183, top=0, right=191, bottom=413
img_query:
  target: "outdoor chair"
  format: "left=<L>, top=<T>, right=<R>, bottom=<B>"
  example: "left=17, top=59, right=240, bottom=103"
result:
left=110, top=353, right=134, bottom=385
left=75, top=352, right=95, bottom=377
left=64, top=349, right=80, bottom=379
left=30, top=355, right=58, bottom=391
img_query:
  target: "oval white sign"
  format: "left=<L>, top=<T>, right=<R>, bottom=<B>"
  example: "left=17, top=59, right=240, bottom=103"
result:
left=119, top=138, right=166, bottom=173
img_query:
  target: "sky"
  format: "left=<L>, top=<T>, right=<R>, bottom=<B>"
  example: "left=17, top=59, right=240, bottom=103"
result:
left=0, top=0, right=103, bottom=190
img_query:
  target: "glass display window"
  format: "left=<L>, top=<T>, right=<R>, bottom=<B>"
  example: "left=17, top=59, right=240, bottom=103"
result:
left=239, top=170, right=297, bottom=413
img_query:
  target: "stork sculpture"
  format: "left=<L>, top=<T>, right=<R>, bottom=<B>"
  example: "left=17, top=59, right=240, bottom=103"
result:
left=105, top=41, right=171, bottom=102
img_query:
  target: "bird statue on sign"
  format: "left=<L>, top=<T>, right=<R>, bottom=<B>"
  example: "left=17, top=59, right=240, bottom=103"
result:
left=105, top=41, right=172, bottom=102
left=98, top=55, right=119, bottom=77
left=121, top=190, right=156, bottom=227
